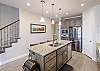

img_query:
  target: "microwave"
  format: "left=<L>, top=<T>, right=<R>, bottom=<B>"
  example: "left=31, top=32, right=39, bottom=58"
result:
left=61, top=29, right=68, bottom=34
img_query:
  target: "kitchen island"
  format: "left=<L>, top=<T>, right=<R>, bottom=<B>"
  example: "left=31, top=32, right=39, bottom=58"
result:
left=28, top=40, right=72, bottom=71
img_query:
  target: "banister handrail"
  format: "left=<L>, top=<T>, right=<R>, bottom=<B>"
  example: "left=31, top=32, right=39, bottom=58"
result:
left=0, top=20, right=19, bottom=30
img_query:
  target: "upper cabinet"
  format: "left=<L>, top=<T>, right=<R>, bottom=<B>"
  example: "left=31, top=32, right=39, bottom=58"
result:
left=61, top=17, right=82, bottom=29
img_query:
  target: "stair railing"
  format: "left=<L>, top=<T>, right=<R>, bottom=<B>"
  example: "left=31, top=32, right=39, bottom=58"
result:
left=0, top=20, right=19, bottom=54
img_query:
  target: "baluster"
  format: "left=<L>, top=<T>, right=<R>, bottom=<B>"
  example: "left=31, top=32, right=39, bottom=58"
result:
left=4, top=28, right=6, bottom=47
left=1, top=30, right=3, bottom=47
left=16, top=21, right=19, bottom=38
left=0, top=29, right=5, bottom=53
left=1, top=30, right=2, bottom=47
left=15, top=23, right=17, bottom=38
left=12, top=24, right=14, bottom=41
left=7, top=26, right=11, bottom=46
left=0, top=30, right=1, bottom=48
left=10, top=25, right=12, bottom=43
left=14, top=23, right=16, bottom=38
left=7, top=27, right=8, bottom=46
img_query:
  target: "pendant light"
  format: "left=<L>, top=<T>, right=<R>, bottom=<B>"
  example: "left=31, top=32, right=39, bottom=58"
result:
left=59, top=20, right=61, bottom=25
left=40, top=0, right=45, bottom=22
left=58, top=8, right=62, bottom=25
left=51, top=3, right=55, bottom=24
left=51, top=19, right=55, bottom=24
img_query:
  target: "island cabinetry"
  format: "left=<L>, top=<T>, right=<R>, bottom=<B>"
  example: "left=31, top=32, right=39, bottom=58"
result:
left=62, top=45, right=68, bottom=63
left=45, top=57, right=56, bottom=71
left=45, top=51, right=56, bottom=63
left=44, top=51, right=56, bottom=71
left=67, top=43, right=72, bottom=60
left=57, top=53, right=63, bottom=70
left=28, top=41, right=72, bottom=71
left=57, top=45, right=68, bottom=70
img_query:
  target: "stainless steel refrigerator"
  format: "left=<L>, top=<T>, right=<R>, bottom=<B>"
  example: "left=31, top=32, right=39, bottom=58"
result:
left=69, top=26, right=82, bottom=52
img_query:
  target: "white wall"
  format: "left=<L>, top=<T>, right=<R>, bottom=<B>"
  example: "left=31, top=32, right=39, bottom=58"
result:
left=0, top=3, right=19, bottom=28
left=82, top=5, right=100, bottom=61
left=95, top=5, right=100, bottom=43
left=0, top=9, right=52, bottom=65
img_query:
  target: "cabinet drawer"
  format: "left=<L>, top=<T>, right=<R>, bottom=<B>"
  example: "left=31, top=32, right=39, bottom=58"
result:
left=45, top=57, right=56, bottom=71
left=57, top=45, right=67, bottom=55
left=45, top=51, right=56, bottom=63
left=63, top=50, right=68, bottom=63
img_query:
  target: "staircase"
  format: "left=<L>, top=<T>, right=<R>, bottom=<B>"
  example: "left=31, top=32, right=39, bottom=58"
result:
left=0, top=20, right=20, bottom=54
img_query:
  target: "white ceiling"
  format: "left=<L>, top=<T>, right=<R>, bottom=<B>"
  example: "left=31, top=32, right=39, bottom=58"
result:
left=0, top=0, right=100, bottom=18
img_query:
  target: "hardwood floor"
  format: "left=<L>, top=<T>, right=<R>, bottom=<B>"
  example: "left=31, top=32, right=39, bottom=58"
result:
left=67, top=51, right=100, bottom=71
left=0, top=51, right=100, bottom=71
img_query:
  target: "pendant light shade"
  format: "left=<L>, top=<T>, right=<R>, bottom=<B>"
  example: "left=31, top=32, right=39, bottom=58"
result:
left=51, top=3, right=55, bottom=24
left=59, top=18, right=61, bottom=25
left=51, top=19, right=55, bottom=24
left=40, top=17, right=45, bottom=22
left=40, top=0, right=45, bottom=22
left=59, top=21, right=61, bottom=25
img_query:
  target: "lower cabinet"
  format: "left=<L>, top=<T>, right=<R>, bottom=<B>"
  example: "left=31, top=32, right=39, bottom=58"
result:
left=57, top=45, right=68, bottom=70
left=57, top=54, right=63, bottom=70
left=63, top=45, right=68, bottom=63
left=63, top=50, right=68, bottom=63
left=68, top=43, right=72, bottom=60
left=49, top=66, right=56, bottom=71
left=29, top=43, right=72, bottom=71
left=45, top=57, right=56, bottom=71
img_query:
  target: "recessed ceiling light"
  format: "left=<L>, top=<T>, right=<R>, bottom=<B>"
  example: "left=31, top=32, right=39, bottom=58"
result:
left=56, top=15, right=58, bottom=18
left=65, top=12, right=69, bottom=15
left=81, top=3, right=85, bottom=7
left=27, top=3, right=31, bottom=6
left=46, top=11, right=48, bottom=14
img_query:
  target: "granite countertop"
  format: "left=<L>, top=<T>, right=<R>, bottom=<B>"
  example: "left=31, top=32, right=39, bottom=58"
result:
left=28, top=40, right=72, bottom=56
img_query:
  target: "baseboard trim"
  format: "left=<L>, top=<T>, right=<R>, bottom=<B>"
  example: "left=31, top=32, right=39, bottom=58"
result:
left=0, top=54, right=28, bottom=66
left=83, top=54, right=97, bottom=62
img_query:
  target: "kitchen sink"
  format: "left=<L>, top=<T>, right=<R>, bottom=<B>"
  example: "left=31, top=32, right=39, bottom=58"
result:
left=49, top=43, right=62, bottom=47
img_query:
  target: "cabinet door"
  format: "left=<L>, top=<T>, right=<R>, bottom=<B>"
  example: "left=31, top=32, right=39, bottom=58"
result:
left=45, top=57, right=56, bottom=71
left=63, top=48, right=68, bottom=63
left=61, top=45, right=68, bottom=64
left=45, top=51, right=56, bottom=63
left=57, top=54, right=63, bottom=70
left=68, top=43, right=72, bottom=60
left=49, top=66, right=56, bottom=71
